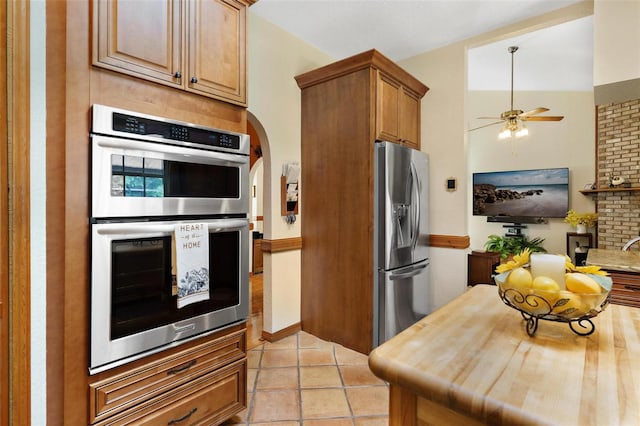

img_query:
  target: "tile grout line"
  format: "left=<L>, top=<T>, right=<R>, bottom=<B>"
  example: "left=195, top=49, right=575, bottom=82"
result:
left=334, top=343, right=357, bottom=423
left=244, top=344, right=263, bottom=425
left=296, top=332, right=303, bottom=425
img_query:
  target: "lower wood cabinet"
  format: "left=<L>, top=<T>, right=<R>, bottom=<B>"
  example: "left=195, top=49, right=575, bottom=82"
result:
left=89, top=327, right=246, bottom=425
left=467, top=250, right=500, bottom=286
left=253, top=237, right=263, bottom=274
left=607, top=270, right=640, bottom=308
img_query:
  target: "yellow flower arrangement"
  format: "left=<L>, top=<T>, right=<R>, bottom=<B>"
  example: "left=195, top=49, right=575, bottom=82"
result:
left=495, top=250, right=608, bottom=276
left=564, top=255, right=608, bottom=276
left=495, top=249, right=531, bottom=273
left=564, top=209, right=598, bottom=227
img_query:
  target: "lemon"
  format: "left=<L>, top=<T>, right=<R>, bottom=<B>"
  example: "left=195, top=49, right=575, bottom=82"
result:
left=532, top=276, right=560, bottom=292
left=507, top=267, right=533, bottom=290
left=565, top=273, right=602, bottom=294
left=533, top=289, right=560, bottom=308
left=582, top=293, right=607, bottom=312
left=552, top=290, right=586, bottom=318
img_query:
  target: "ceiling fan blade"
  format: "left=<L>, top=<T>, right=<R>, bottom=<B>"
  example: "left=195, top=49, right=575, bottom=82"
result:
left=520, top=107, right=549, bottom=117
left=522, top=115, right=564, bottom=121
left=469, top=121, right=504, bottom=131
left=477, top=116, right=504, bottom=120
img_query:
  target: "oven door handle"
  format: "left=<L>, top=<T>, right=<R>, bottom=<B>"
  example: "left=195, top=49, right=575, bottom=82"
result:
left=95, top=136, right=249, bottom=165
left=95, top=219, right=248, bottom=235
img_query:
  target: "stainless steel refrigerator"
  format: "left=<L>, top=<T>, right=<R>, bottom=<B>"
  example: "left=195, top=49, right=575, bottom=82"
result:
left=374, top=141, right=430, bottom=346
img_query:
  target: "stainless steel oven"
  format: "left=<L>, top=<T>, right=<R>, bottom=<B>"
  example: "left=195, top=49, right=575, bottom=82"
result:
left=91, top=104, right=250, bottom=218
left=90, top=217, right=248, bottom=373
left=89, top=105, right=250, bottom=374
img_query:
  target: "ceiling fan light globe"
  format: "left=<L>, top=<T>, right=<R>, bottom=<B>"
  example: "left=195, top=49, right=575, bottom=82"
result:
left=515, top=126, right=528, bottom=138
left=498, top=128, right=511, bottom=139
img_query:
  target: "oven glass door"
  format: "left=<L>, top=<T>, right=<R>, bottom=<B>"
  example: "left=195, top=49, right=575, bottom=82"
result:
left=91, top=135, right=249, bottom=218
left=90, top=217, right=248, bottom=373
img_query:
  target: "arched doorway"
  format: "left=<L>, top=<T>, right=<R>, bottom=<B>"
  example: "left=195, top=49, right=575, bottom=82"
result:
left=246, top=113, right=269, bottom=347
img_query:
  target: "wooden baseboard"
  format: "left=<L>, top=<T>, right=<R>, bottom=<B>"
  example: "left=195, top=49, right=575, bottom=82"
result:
left=261, top=322, right=302, bottom=343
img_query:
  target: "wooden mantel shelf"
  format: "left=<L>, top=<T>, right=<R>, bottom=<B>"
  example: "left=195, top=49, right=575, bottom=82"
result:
left=580, top=186, right=640, bottom=194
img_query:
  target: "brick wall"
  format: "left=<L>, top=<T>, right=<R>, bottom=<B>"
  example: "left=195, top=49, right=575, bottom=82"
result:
left=596, top=99, right=640, bottom=249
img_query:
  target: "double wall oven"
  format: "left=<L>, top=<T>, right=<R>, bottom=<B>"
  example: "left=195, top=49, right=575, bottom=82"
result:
left=89, top=104, right=250, bottom=374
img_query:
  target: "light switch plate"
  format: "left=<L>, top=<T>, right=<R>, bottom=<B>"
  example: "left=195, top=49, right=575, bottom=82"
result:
left=446, top=177, right=457, bottom=192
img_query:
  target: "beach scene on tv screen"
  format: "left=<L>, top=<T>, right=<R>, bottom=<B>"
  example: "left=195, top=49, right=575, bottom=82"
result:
left=473, top=168, right=569, bottom=217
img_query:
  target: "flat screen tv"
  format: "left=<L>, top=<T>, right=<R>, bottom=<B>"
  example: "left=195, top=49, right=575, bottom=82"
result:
left=473, top=167, right=569, bottom=220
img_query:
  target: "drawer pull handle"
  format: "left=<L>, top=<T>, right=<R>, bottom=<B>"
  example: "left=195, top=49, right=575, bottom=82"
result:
left=168, top=407, right=197, bottom=425
left=167, top=359, right=196, bottom=375
left=624, top=285, right=640, bottom=291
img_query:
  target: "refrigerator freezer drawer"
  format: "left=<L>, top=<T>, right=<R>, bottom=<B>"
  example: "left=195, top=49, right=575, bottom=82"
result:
left=377, top=260, right=430, bottom=346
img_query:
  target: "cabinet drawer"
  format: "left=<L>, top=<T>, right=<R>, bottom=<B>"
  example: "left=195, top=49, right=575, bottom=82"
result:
left=607, top=271, right=640, bottom=308
left=94, top=359, right=246, bottom=426
left=90, top=329, right=245, bottom=423
left=611, top=283, right=640, bottom=308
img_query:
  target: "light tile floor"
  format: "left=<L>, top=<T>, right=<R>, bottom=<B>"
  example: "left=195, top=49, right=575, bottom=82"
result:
left=223, top=331, right=389, bottom=425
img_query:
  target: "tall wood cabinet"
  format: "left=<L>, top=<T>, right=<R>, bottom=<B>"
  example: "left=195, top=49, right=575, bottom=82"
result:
left=92, top=0, right=248, bottom=106
left=295, top=49, right=428, bottom=354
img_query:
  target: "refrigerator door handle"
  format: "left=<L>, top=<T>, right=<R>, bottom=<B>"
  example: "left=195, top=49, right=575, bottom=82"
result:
left=389, top=260, right=429, bottom=280
left=410, top=162, right=420, bottom=249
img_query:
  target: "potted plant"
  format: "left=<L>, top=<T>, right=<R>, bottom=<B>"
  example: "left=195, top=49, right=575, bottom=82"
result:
left=564, top=209, right=598, bottom=234
left=484, top=234, right=547, bottom=260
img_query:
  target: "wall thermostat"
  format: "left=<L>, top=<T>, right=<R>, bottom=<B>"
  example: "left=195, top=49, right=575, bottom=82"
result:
left=446, top=177, right=457, bottom=192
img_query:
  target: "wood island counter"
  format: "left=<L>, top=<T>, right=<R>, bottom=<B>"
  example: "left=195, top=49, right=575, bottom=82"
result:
left=368, top=284, right=640, bottom=425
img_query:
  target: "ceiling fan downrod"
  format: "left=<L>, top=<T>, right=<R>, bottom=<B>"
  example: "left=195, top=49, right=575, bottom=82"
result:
left=508, top=46, right=518, bottom=113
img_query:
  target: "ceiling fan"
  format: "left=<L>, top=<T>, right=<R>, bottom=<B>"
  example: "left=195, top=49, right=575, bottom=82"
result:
left=470, top=46, right=564, bottom=139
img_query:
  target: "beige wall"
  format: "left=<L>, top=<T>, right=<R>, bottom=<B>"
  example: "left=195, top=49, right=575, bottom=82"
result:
left=247, top=13, right=333, bottom=332
left=468, top=90, right=596, bottom=255
left=594, top=0, right=640, bottom=86
left=400, top=46, right=470, bottom=310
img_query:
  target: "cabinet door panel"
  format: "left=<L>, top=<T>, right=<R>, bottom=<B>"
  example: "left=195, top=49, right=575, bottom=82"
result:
left=188, top=0, right=247, bottom=106
left=377, top=73, right=401, bottom=142
left=400, top=89, right=420, bottom=149
left=93, top=0, right=182, bottom=86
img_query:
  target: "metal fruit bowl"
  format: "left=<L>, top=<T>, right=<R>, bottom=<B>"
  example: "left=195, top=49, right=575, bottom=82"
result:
left=495, top=270, right=611, bottom=336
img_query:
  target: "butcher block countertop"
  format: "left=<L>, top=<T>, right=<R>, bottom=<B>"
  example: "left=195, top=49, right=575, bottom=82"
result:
left=587, top=248, right=640, bottom=272
left=368, top=284, right=640, bottom=426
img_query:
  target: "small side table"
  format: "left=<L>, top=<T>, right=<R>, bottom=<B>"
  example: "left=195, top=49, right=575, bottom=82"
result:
left=467, top=250, right=501, bottom=286
left=566, top=232, right=593, bottom=265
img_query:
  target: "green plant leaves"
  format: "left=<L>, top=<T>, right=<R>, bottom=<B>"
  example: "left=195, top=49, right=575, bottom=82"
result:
left=484, top=234, right=546, bottom=259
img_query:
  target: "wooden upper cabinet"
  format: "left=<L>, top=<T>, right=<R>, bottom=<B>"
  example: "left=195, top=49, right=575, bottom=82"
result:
left=376, top=71, right=422, bottom=149
left=92, top=0, right=248, bottom=107
left=296, top=49, right=428, bottom=149
left=187, top=0, right=246, bottom=104
left=92, top=0, right=182, bottom=87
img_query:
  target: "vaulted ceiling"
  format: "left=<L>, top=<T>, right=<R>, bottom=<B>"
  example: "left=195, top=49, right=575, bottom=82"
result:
left=251, top=0, right=593, bottom=91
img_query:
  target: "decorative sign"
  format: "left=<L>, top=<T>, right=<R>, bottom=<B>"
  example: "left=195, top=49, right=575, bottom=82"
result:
left=174, top=223, right=210, bottom=308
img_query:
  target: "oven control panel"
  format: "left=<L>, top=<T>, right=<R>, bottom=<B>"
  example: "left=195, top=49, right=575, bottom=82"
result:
left=112, top=112, right=241, bottom=150
left=91, top=104, right=249, bottom=155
